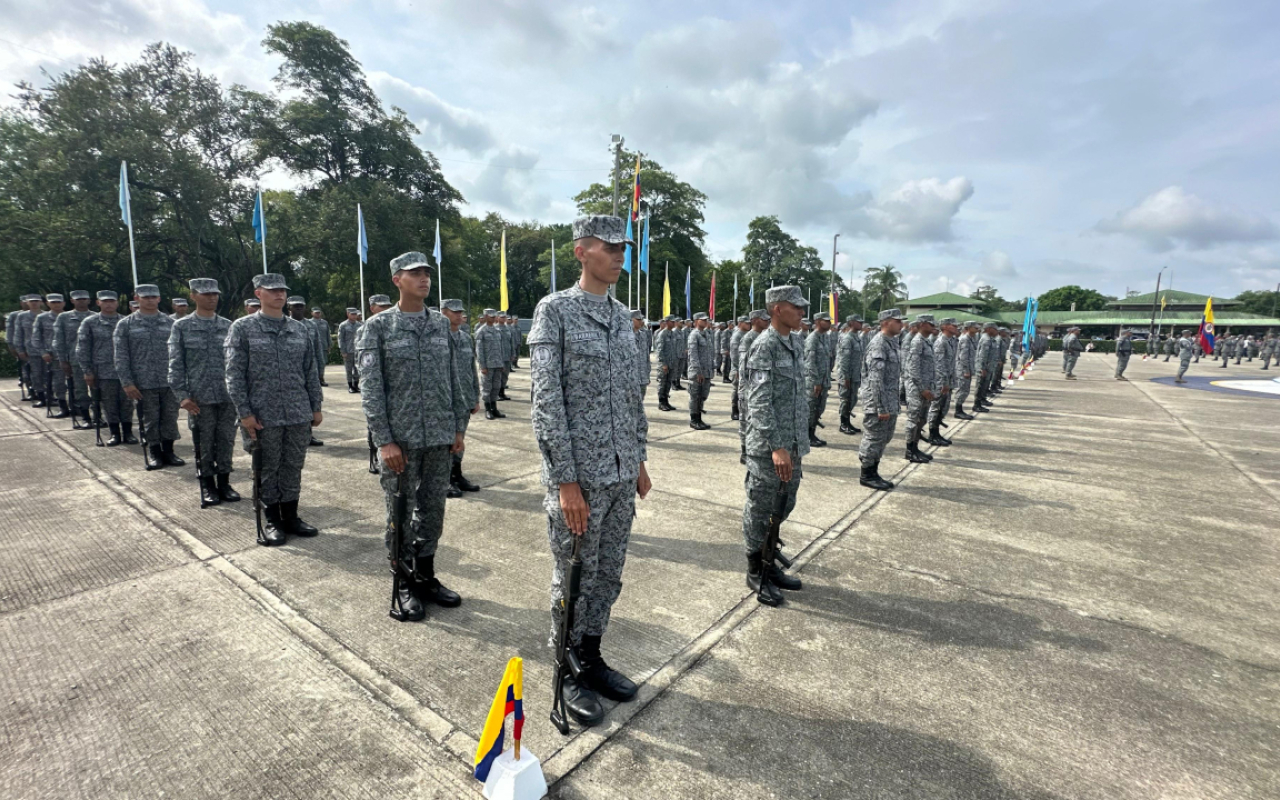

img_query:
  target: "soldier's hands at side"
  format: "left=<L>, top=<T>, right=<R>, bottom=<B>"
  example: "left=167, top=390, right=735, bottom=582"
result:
left=481, top=368, right=488, bottom=375
left=559, top=482, right=589, bottom=536
left=181, top=398, right=200, bottom=415
left=812, top=385, right=822, bottom=397
left=451, top=433, right=465, bottom=454
left=922, top=390, right=935, bottom=401
left=240, top=414, right=263, bottom=440
left=124, top=384, right=142, bottom=401
left=772, top=448, right=793, bottom=483
left=61, top=363, right=72, bottom=377
left=878, top=413, right=890, bottom=421
left=636, top=463, right=651, bottom=500
left=473, top=401, right=482, bottom=414
left=85, top=375, right=96, bottom=388
left=42, top=354, right=53, bottom=363
left=380, top=443, right=405, bottom=474
left=311, top=411, right=323, bottom=428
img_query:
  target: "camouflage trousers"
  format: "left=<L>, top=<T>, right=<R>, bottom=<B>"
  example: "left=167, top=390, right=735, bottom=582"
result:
left=27, top=355, right=47, bottom=399
left=1115, top=353, right=1130, bottom=378
left=1177, top=356, right=1192, bottom=380
left=93, top=379, right=135, bottom=425
left=858, top=412, right=899, bottom=466
left=742, top=454, right=802, bottom=556
left=927, top=390, right=950, bottom=428
left=500, top=364, right=511, bottom=391
left=242, top=422, right=310, bottom=506
left=188, top=402, right=237, bottom=476
left=1064, top=353, right=1079, bottom=376
left=657, top=363, right=677, bottom=402
left=545, top=481, right=635, bottom=647
left=136, top=387, right=180, bottom=444
left=808, top=386, right=828, bottom=430
left=837, top=380, right=860, bottom=419
left=40, top=358, right=67, bottom=401
left=63, top=363, right=89, bottom=413
left=903, top=388, right=929, bottom=445
left=953, top=373, right=973, bottom=408
left=481, top=368, right=503, bottom=403
left=380, top=444, right=452, bottom=559
left=342, top=353, right=358, bottom=386
left=687, top=374, right=711, bottom=414
left=639, top=384, right=647, bottom=401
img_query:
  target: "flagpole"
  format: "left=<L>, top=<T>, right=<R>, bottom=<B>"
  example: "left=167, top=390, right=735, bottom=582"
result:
left=258, top=191, right=268, bottom=275
left=435, top=219, right=444, bottom=310
left=125, top=192, right=138, bottom=288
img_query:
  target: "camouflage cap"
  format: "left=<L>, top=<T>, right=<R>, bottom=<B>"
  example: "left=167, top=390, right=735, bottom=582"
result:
left=346, top=307, right=359, bottom=314
left=737, top=316, right=748, bottom=323
left=1182, top=329, right=1192, bottom=335
left=96, top=290, right=118, bottom=301
left=244, top=298, right=261, bottom=307
left=1068, top=325, right=1081, bottom=331
left=483, top=308, right=497, bottom=316
left=663, top=315, right=676, bottom=322
left=571, top=215, right=635, bottom=245
left=369, top=294, right=392, bottom=306
left=171, top=298, right=188, bottom=305
left=693, top=312, right=709, bottom=321
left=253, top=273, right=289, bottom=291
left=748, top=309, right=770, bottom=321
left=938, top=317, right=957, bottom=326
left=311, top=307, right=321, bottom=313
left=442, top=299, right=465, bottom=312
left=962, top=320, right=978, bottom=328
left=390, top=251, right=433, bottom=275
left=129, top=301, right=139, bottom=308
left=878, top=308, right=904, bottom=322
left=813, top=312, right=831, bottom=322
left=189, top=278, right=220, bottom=294
left=631, top=310, right=644, bottom=319
left=45, top=293, right=64, bottom=302
left=765, top=285, right=808, bottom=308
left=286, top=296, right=305, bottom=306
left=984, top=321, right=999, bottom=329
left=69, top=290, right=90, bottom=300
left=914, top=313, right=935, bottom=325
left=133, top=284, right=161, bottom=298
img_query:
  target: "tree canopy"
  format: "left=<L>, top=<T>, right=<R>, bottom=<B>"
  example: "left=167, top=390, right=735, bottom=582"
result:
left=1036, top=285, right=1112, bottom=312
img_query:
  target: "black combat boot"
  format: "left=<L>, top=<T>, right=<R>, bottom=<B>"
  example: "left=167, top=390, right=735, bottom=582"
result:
left=730, top=394, right=739, bottom=421
left=658, top=395, right=675, bottom=412
left=954, top=401, right=974, bottom=420
left=216, top=473, right=241, bottom=502
left=347, top=382, right=359, bottom=394
left=690, top=413, right=710, bottom=431
left=145, top=443, right=164, bottom=471
left=559, top=672, right=605, bottom=727
left=50, top=399, right=70, bottom=419
left=927, top=422, right=952, bottom=447
left=281, top=499, right=318, bottom=537
left=32, top=391, right=47, bottom=409
left=452, top=461, right=480, bottom=492
left=839, top=413, right=857, bottom=435
left=905, top=441, right=930, bottom=463
left=78, top=409, right=94, bottom=429
left=747, top=553, right=783, bottom=607
left=414, top=555, right=461, bottom=607
left=808, top=427, right=826, bottom=448
left=859, top=461, right=894, bottom=491
left=121, top=422, right=139, bottom=445
left=484, top=402, right=496, bottom=420
left=768, top=560, right=802, bottom=591
left=161, top=440, right=185, bottom=466
left=446, top=482, right=463, bottom=499
left=492, top=401, right=506, bottom=419
left=309, top=435, right=324, bottom=446
left=497, top=389, right=511, bottom=401
left=259, top=504, right=288, bottom=546
left=107, top=423, right=123, bottom=446
left=576, top=634, right=638, bottom=702
left=199, top=476, right=221, bottom=508
left=390, top=561, right=426, bottom=622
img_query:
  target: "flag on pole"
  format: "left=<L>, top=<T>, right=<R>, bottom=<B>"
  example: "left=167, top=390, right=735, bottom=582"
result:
left=473, top=657, right=525, bottom=782
left=1197, top=297, right=1215, bottom=354
left=684, top=266, right=692, bottom=317
left=499, top=229, right=509, bottom=311
left=662, top=263, right=671, bottom=318
left=622, top=215, right=633, bottom=274
left=118, top=161, right=131, bottom=227
left=1160, top=294, right=1168, bottom=311
left=631, top=155, right=641, bottom=221
left=709, top=272, right=716, bottom=320
left=829, top=290, right=838, bottom=321
left=432, top=218, right=443, bottom=308
left=639, top=216, right=649, bottom=274
left=749, top=279, right=755, bottom=307
left=549, top=240, right=557, bottom=295
left=252, top=191, right=266, bottom=244
left=357, top=205, right=369, bottom=264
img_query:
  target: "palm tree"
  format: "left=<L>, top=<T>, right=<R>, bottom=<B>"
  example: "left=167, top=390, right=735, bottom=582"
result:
left=863, top=264, right=907, bottom=312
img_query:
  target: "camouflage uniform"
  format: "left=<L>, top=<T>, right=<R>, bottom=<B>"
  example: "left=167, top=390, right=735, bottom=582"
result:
left=728, top=320, right=747, bottom=418
left=929, top=327, right=957, bottom=430
left=499, top=318, right=514, bottom=394
left=52, top=303, right=93, bottom=418
left=449, top=308, right=480, bottom=479
left=338, top=315, right=363, bottom=388
left=1176, top=334, right=1195, bottom=380
left=803, top=317, right=832, bottom=441
left=169, top=298, right=236, bottom=479
left=633, top=312, right=651, bottom=400
left=31, top=305, right=64, bottom=405
left=902, top=317, right=936, bottom=450
left=737, top=315, right=768, bottom=459
left=509, top=318, right=523, bottom=369
left=115, top=303, right=181, bottom=447
left=310, top=314, right=332, bottom=384
left=475, top=314, right=507, bottom=407
left=13, top=307, right=44, bottom=404
left=686, top=316, right=715, bottom=421
left=655, top=320, right=680, bottom=406
left=974, top=330, right=996, bottom=404
left=1062, top=330, right=1083, bottom=377
left=953, top=327, right=977, bottom=415
left=836, top=323, right=865, bottom=426
left=1115, top=334, right=1133, bottom=379
left=859, top=322, right=903, bottom=467
left=675, top=323, right=688, bottom=385
left=76, top=306, right=134, bottom=425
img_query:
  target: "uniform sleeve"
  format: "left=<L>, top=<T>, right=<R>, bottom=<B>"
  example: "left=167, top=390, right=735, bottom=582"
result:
left=746, top=344, right=782, bottom=451
left=358, top=322, right=392, bottom=448
left=449, top=331, right=468, bottom=433
left=113, top=319, right=135, bottom=388
left=527, top=303, right=577, bottom=485
left=863, top=346, right=885, bottom=415
left=168, top=322, right=189, bottom=402
left=803, top=334, right=819, bottom=387
left=303, top=325, right=323, bottom=414
left=51, top=316, right=67, bottom=361
left=76, top=321, right=93, bottom=376
left=224, top=322, right=252, bottom=419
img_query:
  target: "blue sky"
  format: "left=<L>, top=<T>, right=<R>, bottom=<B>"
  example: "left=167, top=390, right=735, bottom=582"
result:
left=3, top=0, right=1279, bottom=300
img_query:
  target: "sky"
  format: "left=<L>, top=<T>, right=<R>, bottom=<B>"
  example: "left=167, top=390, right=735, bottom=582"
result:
left=2, top=0, right=1279, bottom=301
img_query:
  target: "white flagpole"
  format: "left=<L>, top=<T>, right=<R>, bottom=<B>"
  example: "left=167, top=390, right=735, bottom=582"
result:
left=435, top=219, right=444, bottom=309
left=123, top=164, right=139, bottom=287
left=549, top=240, right=556, bottom=296
left=358, top=205, right=366, bottom=314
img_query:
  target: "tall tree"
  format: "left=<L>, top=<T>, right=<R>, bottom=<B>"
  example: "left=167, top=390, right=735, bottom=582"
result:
left=1036, top=285, right=1110, bottom=312
left=741, top=216, right=846, bottom=306
left=863, top=264, right=907, bottom=313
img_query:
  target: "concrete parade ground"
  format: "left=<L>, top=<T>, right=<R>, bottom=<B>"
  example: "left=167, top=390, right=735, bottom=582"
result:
left=1, top=351, right=1277, bottom=800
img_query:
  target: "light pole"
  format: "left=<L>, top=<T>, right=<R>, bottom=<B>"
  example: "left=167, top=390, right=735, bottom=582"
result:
left=1147, top=266, right=1166, bottom=355
left=610, top=134, right=623, bottom=216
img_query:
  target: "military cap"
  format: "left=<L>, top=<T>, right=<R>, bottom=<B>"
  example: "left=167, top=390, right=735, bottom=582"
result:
left=1182, top=329, right=1192, bottom=335
left=346, top=307, right=359, bottom=314
left=983, top=321, right=999, bottom=329
left=188, top=278, right=220, bottom=294
left=244, top=298, right=261, bottom=307
left=45, top=293, right=64, bottom=302
left=19, top=294, right=34, bottom=302
left=765, top=285, right=808, bottom=308
left=571, top=215, right=635, bottom=245
left=286, top=296, right=305, bottom=306
left=631, top=310, right=645, bottom=319
left=693, top=312, right=709, bottom=321
left=442, top=299, right=465, bottom=312
left=845, top=315, right=858, bottom=323
left=811, top=312, right=830, bottom=322
left=962, top=320, right=978, bottom=328
left=134, top=284, right=160, bottom=297
left=69, top=290, right=90, bottom=301
left=129, top=301, right=139, bottom=308
left=1068, top=325, right=1081, bottom=331
left=913, top=313, right=935, bottom=325
left=939, top=317, right=957, bottom=326
left=684, top=318, right=692, bottom=323
left=737, top=316, right=748, bottom=323
left=391, top=251, right=433, bottom=275
left=369, top=294, right=392, bottom=306
left=878, top=308, right=904, bottom=322
left=748, top=309, right=768, bottom=321
left=663, top=315, right=676, bottom=322
left=96, top=290, right=118, bottom=301
left=483, top=308, right=498, bottom=316
left=171, top=298, right=188, bottom=306
left=311, top=306, right=321, bottom=313
left=253, top=273, right=289, bottom=290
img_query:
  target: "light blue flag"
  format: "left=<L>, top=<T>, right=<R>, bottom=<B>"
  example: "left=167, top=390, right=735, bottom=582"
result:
left=357, top=204, right=369, bottom=264
left=622, top=215, right=633, bottom=274
left=118, top=161, right=131, bottom=228
left=252, top=191, right=266, bottom=244
left=639, top=216, right=649, bottom=274
left=749, top=279, right=754, bottom=307
left=684, top=266, right=692, bottom=316
left=431, top=218, right=441, bottom=268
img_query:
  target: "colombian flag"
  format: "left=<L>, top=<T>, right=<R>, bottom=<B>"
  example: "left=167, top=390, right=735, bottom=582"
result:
left=1197, top=297, right=1215, bottom=355
left=474, top=657, right=524, bottom=782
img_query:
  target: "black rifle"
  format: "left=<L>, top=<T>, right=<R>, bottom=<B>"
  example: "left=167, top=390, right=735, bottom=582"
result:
left=44, top=363, right=54, bottom=418
left=92, top=383, right=103, bottom=446
left=251, top=441, right=266, bottom=544
left=66, top=373, right=85, bottom=429
left=387, top=470, right=412, bottom=621
left=758, top=481, right=793, bottom=603
left=549, top=534, right=585, bottom=735
left=18, top=361, right=29, bottom=401
left=192, top=419, right=211, bottom=508
left=138, top=393, right=157, bottom=470
left=367, top=429, right=379, bottom=474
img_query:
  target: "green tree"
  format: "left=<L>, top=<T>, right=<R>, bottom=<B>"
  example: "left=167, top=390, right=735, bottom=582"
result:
left=741, top=216, right=846, bottom=309
left=1036, top=285, right=1110, bottom=312
left=863, top=264, right=907, bottom=313
left=1234, top=288, right=1280, bottom=317
left=971, top=284, right=1024, bottom=315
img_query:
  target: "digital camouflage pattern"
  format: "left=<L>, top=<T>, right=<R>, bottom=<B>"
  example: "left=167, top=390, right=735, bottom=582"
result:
left=224, top=313, right=323, bottom=429
left=114, top=312, right=175, bottom=390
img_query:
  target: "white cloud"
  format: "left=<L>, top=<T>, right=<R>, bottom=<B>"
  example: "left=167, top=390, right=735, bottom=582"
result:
left=980, top=249, right=1016, bottom=278
left=854, top=177, right=974, bottom=242
left=459, top=146, right=552, bottom=217
left=1095, top=186, right=1277, bottom=252
left=370, top=72, right=495, bottom=155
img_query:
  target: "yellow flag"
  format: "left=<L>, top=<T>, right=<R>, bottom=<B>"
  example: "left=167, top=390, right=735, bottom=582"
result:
left=662, top=263, right=671, bottom=318
left=1160, top=293, right=1167, bottom=311
left=499, top=229, right=509, bottom=311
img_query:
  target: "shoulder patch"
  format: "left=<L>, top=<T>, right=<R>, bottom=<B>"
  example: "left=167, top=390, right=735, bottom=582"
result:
left=360, top=351, right=377, bottom=371
left=533, top=345, right=554, bottom=366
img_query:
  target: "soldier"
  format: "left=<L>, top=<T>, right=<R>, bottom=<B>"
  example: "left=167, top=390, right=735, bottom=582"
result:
left=729, top=316, right=750, bottom=421
left=1175, top=329, right=1195, bottom=383
left=1262, top=333, right=1276, bottom=370
left=362, top=295, right=394, bottom=474
left=226, top=273, right=324, bottom=546
left=953, top=320, right=979, bottom=419
left=1162, top=335, right=1173, bottom=362
left=686, top=312, right=715, bottom=430
left=1062, top=325, right=1084, bottom=380
left=991, top=327, right=1009, bottom=394
left=53, top=290, right=94, bottom=427
left=835, top=314, right=865, bottom=435
left=77, top=291, right=137, bottom=446
left=858, top=309, right=905, bottom=491
left=972, top=322, right=998, bottom=410
left=632, top=311, right=651, bottom=401
left=115, top=285, right=184, bottom=471
left=719, top=321, right=733, bottom=382
left=740, top=286, right=808, bottom=607
left=442, top=299, right=482, bottom=499
left=169, top=278, right=239, bottom=505
left=169, top=298, right=189, bottom=321
left=1115, top=329, right=1134, bottom=380
left=902, top=314, right=937, bottom=463
left=927, top=318, right=957, bottom=445
left=804, top=312, right=833, bottom=447
left=310, top=307, right=332, bottom=387
left=288, top=297, right=326, bottom=446
left=1220, top=334, right=1232, bottom=367
left=654, top=316, right=680, bottom=412
left=737, top=309, right=770, bottom=463
left=13, top=295, right=46, bottom=407
left=528, top=214, right=649, bottom=728
left=127, top=300, right=138, bottom=315
left=360, top=254, right=469, bottom=618
left=475, top=309, right=507, bottom=420
left=242, top=298, right=260, bottom=317
left=338, top=308, right=363, bottom=392
left=1235, top=334, right=1245, bottom=365
left=33, top=293, right=70, bottom=418
left=508, top=313, right=523, bottom=370
left=674, top=319, right=688, bottom=391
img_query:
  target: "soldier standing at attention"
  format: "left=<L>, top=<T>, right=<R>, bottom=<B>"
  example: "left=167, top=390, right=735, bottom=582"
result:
left=836, top=314, right=865, bottom=435
left=13, top=295, right=46, bottom=408
left=1063, top=325, right=1084, bottom=380
left=927, top=318, right=956, bottom=446
left=338, top=308, right=363, bottom=392
left=169, top=278, right=239, bottom=506
left=225, top=273, right=324, bottom=546
left=287, top=298, right=325, bottom=446
left=804, top=312, right=833, bottom=447
left=242, top=298, right=260, bottom=317
left=310, top=307, right=331, bottom=387
left=53, top=290, right=94, bottom=427
left=115, top=285, right=185, bottom=470
left=476, top=309, right=507, bottom=420
left=740, top=286, right=808, bottom=608
left=655, top=316, right=679, bottom=412
left=360, top=255, right=469, bottom=617
left=971, top=323, right=996, bottom=411
left=1175, top=329, right=1195, bottom=383
left=738, top=309, right=770, bottom=463
left=674, top=319, right=688, bottom=391
left=902, top=314, right=937, bottom=464
left=509, top=313, right=523, bottom=370
left=720, top=321, right=733, bottom=382
left=953, top=321, right=978, bottom=419
left=169, top=298, right=189, bottom=321
left=528, top=215, right=650, bottom=728
left=686, top=312, right=715, bottom=430
left=1262, top=333, right=1276, bottom=370
left=729, top=316, right=749, bottom=421
left=33, top=294, right=70, bottom=418
left=443, top=299, right=482, bottom=498
left=858, top=309, right=905, bottom=491
left=1115, top=329, right=1134, bottom=380
left=497, top=314, right=514, bottom=400
left=632, top=311, right=651, bottom=401
left=77, top=291, right=137, bottom=445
